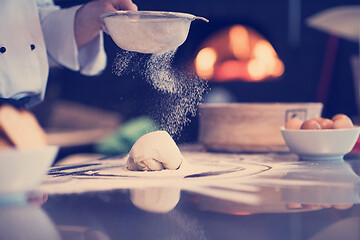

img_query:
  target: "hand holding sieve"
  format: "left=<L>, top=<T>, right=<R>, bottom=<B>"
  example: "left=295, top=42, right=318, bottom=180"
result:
left=101, top=11, right=209, bottom=54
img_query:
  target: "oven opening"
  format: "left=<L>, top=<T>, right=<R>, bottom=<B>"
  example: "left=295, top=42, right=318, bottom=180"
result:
left=194, top=24, right=285, bottom=82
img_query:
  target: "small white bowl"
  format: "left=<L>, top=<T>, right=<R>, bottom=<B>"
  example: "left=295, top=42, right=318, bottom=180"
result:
left=0, top=145, right=58, bottom=196
left=280, top=127, right=360, bottom=160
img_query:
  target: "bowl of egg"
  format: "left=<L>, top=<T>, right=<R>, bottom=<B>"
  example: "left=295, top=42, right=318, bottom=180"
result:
left=281, top=114, right=360, bottom=160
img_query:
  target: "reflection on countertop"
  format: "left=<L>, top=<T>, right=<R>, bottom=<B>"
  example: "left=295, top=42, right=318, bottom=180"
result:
left=39, top=150, right=360, bottom=212
left=0, top=202, right=60, bottom=240
left=5, top=150, right=360, bottom=240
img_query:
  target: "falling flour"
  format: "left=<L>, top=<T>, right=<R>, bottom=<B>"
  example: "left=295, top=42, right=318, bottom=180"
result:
left=113, top=49, right=208, bottom=138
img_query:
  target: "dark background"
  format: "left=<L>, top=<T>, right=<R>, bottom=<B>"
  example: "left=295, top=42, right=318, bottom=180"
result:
left=41, top=0, right=359, bottom=142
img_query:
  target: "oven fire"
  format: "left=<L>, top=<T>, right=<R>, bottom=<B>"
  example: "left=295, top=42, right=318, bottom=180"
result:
left=195, top=25, right=285, bottom=82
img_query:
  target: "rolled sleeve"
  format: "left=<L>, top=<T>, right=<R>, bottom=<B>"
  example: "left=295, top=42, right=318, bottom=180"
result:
left=39, top=5, right=106, bottom=75
left=78, top=31, right=107, bottom=76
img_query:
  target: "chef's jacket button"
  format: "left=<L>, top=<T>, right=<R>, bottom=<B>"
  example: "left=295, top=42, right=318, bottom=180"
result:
left=30, top=44, right=35, bottom=51
left=0, top=47, right=6, bottom=53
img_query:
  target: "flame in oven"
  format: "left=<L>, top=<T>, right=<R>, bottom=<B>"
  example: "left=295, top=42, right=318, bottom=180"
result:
left=195, top=25, right=284, bottom=82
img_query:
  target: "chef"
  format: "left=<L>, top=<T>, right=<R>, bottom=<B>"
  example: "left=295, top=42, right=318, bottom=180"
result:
left=0, top=0, right=137, bottom=108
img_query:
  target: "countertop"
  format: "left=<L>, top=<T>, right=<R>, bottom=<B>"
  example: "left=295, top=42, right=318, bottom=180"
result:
left=1, top=147, right=360, bottom=240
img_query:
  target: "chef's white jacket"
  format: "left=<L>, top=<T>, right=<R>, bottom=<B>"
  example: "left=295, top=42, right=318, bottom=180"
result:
left=0, top=0, right=106, bottom=107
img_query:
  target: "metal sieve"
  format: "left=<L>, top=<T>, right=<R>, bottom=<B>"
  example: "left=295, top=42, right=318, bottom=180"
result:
left=100, top=11, right=209, bottom=54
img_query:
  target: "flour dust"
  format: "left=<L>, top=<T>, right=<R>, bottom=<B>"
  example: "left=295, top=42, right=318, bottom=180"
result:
left=113, top=50, right=208, bottom=138
left=112, top=51, right=145, bottom=76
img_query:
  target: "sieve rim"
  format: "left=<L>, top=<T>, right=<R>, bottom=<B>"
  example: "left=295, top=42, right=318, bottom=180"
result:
left=100, top=11, right=209, bottom=22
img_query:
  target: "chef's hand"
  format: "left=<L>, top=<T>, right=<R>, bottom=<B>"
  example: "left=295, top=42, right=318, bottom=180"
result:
left=74, top=0, right=138, bottom=48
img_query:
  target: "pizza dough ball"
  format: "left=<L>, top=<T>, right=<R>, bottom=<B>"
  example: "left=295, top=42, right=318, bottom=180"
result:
left=126, top=131, right=184, bottom=171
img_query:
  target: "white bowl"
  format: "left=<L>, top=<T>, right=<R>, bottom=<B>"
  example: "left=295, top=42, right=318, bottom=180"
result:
left=280, top=127, right=360, bottom=160
left=0, top=145, right=58, bottom=196
left=101, top=11, right=208, bottom=53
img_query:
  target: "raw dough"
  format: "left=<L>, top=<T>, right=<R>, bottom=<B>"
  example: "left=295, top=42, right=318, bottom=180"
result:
left=126, top=131, right=184, bottom=171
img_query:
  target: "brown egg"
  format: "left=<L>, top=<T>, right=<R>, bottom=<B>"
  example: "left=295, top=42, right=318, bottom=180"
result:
left=333, top=117, right=354, bottom=129
left=285, top=117, right=303, bottom=130
left=332, top=114, right=350, bottom=122
left=312, top=117, right=324, bottom=125
left=312, top=117, right=323, bottom=122
left=300, top=119, right=321, bottom=130
left=315, top=118, right=334, bottom=129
